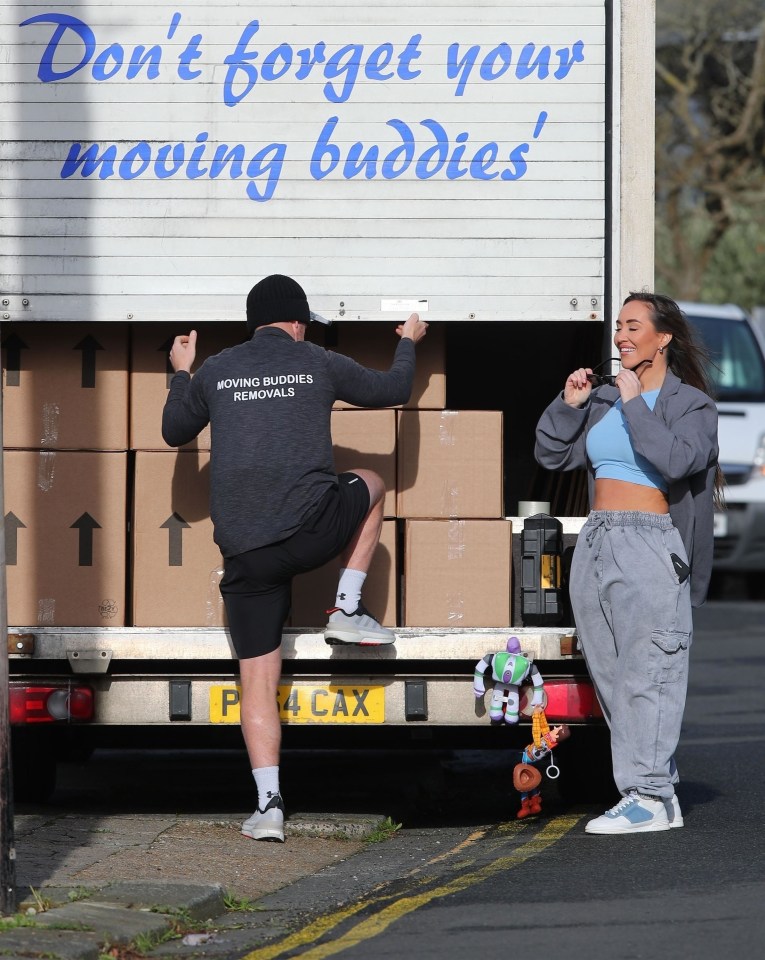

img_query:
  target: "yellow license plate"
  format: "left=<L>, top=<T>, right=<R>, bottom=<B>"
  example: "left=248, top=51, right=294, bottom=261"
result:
left=209, top=684, right=385, bottom=724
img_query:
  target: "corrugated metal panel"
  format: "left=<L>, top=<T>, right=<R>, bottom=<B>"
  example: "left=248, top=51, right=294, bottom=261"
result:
left=1, top=1, right=607, bottom=323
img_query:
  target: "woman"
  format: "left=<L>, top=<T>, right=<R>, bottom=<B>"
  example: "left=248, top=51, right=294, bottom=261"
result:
left=535, top=292, right=721, bottom=834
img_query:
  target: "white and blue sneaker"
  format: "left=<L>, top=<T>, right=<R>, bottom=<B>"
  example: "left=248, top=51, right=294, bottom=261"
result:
left=665, top=794, right=684, bottom=829
left=585, top=791, right=671, bottom=834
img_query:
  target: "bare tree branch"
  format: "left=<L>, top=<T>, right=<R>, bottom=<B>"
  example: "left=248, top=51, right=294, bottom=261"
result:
left=655, top=0, right=765, bottom=300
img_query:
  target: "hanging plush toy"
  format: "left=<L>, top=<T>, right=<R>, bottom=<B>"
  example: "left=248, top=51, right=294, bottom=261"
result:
left=513, top=720, right=571, bottom=818
left=473, top=636, right=545, bottom=724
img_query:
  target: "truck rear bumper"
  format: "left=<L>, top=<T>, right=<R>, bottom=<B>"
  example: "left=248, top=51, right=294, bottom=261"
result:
left=9, top=627, right=603, bottom=729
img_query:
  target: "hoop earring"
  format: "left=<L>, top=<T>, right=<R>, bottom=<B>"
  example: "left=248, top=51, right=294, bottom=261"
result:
left=659, top=346, right=664, bottom=354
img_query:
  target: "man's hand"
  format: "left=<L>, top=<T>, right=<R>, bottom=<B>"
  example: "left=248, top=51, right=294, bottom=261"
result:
left=169, top=330, right=198, bottom=374
left=396, top=313, right=429, bottom=344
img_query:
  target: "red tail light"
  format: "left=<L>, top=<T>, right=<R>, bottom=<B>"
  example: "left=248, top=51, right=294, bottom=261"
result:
left=542, top=678, right=604, bottom=722
left=10, top=685, right=95, bottom=724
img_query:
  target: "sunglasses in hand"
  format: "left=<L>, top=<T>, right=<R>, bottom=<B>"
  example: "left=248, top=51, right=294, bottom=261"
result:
left=586, top=357, right=622, bottom=386
left=586, top=357, right=650, bottom=386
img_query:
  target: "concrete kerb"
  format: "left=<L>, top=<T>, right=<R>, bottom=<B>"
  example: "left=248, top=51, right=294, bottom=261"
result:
left=284, top=811, right=389, bottom=839
left=2, top=883, right=226, bottom=960
left=3, top=812, right=388, bottom=960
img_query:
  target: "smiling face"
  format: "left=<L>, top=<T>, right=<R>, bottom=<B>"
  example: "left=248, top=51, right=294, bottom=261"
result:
left=614, top=300, right=670, bottom=372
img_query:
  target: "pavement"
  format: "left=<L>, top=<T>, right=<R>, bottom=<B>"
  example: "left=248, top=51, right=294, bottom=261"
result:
left=0, top=738, right=525, bottom=958
left=2, top=808, right=388, bottom=959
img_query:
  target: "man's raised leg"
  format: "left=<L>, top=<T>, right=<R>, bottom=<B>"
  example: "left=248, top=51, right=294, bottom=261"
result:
left=325, top=468, right=396, bottom=646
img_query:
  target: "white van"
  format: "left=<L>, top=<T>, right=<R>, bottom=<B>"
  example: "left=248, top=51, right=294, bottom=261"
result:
left=680, top=302, right=765, bottom=582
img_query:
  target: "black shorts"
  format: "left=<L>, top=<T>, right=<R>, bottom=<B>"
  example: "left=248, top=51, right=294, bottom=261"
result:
left=219, top=473, right=371, bottom=660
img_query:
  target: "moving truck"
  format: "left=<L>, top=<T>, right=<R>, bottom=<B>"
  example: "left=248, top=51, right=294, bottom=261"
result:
left=1, top=0, right=655, bottom=799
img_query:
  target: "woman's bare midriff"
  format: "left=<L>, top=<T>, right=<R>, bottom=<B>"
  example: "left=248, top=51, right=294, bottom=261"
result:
left=592, top=478, right=669, bottom=514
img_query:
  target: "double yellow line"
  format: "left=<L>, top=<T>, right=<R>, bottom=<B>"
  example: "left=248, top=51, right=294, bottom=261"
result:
left=243, top=815, right=583, bottom=960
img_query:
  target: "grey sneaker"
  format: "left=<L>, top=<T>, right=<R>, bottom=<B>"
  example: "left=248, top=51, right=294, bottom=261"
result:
left=585, top=791, right=671, bottom=834
left=324, top=604, right=396, bottom=646
left=242, top=794, right=285, bottom=842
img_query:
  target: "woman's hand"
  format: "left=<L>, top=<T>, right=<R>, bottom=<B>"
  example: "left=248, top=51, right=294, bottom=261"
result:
left=614, top=367, right=642, bottom=403
left=563, top=368, right=593, bottom=408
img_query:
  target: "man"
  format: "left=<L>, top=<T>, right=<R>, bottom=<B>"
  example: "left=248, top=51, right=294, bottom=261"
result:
left=162, top=273, right=428, bottom=842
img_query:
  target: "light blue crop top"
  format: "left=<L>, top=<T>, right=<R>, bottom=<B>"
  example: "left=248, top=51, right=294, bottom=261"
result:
left=585, top=389, right=668, bottom=492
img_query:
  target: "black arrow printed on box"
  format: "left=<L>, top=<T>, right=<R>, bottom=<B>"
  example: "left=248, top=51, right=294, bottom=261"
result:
left=73, top=335, right=104, bottom=388
left=160, top=512, right=190, bottom=566
left=2, top=333, right=29, bottom=386
left=70, top=513, right=101, bottom=566
left=4, top=513, right=26, bottom=565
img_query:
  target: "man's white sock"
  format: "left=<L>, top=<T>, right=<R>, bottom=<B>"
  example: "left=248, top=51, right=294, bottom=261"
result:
left=335, top=568, right=367, bottom=613
left=252, top=765, right=280, bottom=810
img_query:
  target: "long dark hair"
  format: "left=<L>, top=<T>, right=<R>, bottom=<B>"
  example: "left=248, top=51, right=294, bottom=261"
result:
left=623, top=292, right=715, bottom=393
left=623, top=291, right=725, bottom=507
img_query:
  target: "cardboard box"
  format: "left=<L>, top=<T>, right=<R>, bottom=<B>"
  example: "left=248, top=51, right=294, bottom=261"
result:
left=130, top=322, right=246, bottom=450
left=332, top=409, right=396, bottom=517
left=4, top=450, right=127, bottom=626
left=131, top=451, right=228, bottom=627
left=291, top=520, right=397, bottom=627
left=397, top=410, right=504, bottom=518
left=403, top=519, right=512, bottom=627
left=331, top=322, right=446, bottom=409
left=2, top=322, right=129, bottom=450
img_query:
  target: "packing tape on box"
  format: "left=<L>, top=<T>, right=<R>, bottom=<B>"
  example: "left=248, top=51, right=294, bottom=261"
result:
left=440, top=482, right=462, bottom=516
left=438, top=410, right=458, bottom=445
left=447, top=518, right=465, bottom=559
left=41, top=402, right=60, bottom=446
left=447, top=520, right=465, bottom=622
left=37, top=598, right=56, bottom=624
left=37, top=450, right=56, bottom=491
left=446, top=595, right=465, bottom=624
left=439, top=414, right=461, bottom=514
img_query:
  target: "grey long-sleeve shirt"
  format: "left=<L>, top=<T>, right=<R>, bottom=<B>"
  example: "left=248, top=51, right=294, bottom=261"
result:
left=534, top=370, right=719, bottom=606
left=162, top=326, right=415, bottom=557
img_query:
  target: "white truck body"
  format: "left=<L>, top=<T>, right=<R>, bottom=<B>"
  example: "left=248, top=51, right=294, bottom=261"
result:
left=680, top=302, right=765, bottom=575
left=1, top=0, right=655, bottom=796
left=6, top=0, right=611, bottom=324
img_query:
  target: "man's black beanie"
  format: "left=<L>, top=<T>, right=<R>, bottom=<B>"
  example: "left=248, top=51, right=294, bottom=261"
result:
left=246, top=274, right=310, bottom=335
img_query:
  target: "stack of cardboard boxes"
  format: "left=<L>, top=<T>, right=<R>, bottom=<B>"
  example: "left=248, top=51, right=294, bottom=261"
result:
left=3, top=324, right=130, bottom=626
left=129, top=324, right=244, bottom=627
left=3, top=322, right=510, bottom=630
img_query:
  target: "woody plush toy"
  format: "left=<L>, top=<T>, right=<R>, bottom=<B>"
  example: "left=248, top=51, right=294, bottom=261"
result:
left=514, top=719, right=571, bottom=818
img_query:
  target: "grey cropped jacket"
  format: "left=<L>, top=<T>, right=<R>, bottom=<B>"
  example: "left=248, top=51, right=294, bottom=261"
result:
left=534, top=370, right=719, bottom=606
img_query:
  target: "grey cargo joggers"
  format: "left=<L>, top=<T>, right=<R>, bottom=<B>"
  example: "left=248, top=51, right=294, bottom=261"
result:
left=569, top=510, right=693, bottom=800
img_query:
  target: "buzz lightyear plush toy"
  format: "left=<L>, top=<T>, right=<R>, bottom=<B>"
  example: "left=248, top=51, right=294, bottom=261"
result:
left=473, top=636, right=545, bottom=724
